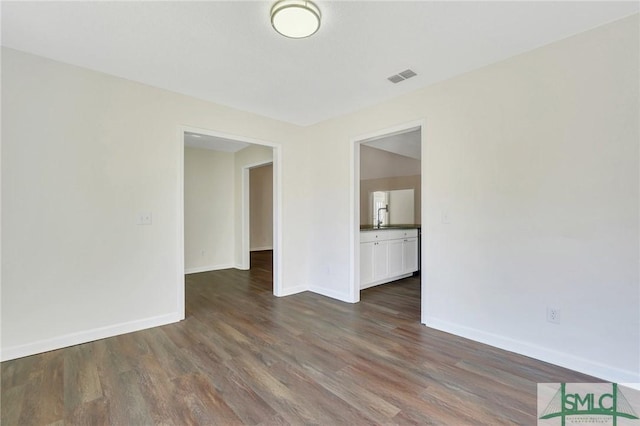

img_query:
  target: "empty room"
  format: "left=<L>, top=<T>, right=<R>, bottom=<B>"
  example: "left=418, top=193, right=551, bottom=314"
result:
left=2, top=1, right=639, bottom=424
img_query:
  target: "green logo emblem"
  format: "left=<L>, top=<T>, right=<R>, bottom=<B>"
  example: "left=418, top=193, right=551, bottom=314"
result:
left=539, top=383, right=639, bottom=425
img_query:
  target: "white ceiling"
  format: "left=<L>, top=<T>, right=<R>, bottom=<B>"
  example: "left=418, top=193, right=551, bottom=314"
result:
left=184, top=132, right=250, bottom=152
left=2, top=1, right=638, bottom=126
left=363, top=128, right=421, bottom=160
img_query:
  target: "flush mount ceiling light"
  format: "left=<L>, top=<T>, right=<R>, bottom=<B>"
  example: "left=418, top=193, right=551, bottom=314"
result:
left=271, top=0, right=321, bottom=39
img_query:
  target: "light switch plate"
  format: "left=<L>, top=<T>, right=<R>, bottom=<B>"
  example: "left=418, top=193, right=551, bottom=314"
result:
left=441, top=210, right=451, bottom=224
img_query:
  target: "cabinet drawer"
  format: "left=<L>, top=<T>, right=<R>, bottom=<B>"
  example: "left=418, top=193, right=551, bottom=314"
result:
left=393, top=229, right=418, bottom=239
left=360, top=231, right=383, bottom=243
left=360, top=228, right=418, bottom=243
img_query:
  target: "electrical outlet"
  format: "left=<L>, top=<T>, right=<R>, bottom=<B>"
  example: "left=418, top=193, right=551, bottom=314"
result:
left=547, top=307, right=561, bottom=324
left=137, top=212, right=152, bottom=225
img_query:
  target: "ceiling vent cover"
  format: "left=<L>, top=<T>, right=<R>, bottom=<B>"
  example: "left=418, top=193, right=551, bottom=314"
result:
left=399, top=69, right=417, bottom=79
left=387, top=69, right=417, bottom=84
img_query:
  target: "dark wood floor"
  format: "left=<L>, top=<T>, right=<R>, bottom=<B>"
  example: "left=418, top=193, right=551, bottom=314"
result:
left=2, top=250, right=597, bottom=425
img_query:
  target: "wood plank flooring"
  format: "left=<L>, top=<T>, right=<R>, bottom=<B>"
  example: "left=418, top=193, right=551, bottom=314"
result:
left=2, top=250, right=598, bottom=425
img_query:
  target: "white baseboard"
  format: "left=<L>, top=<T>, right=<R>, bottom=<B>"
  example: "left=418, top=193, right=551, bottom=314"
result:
left=1, top=312, right=181, bottom=362
left=308, top=285, right=354, bottom=303
left=360, top=273, right=413, bottom=290
left=250, top=246, right=273, bottom=252
left=276, top=284, right=308, bottom=297
left=423, top=316, right=639, bottom=384
left=185, top=263, right=234, bottom=274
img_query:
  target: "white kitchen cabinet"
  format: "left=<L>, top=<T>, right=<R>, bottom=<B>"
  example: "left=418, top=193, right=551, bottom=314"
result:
left=361, top=239, right=390, bottom=284
left=372, top=241, right=389, bottom=281
left=360, top=241, right=375, bottom=285
left=402, top=237, right=418, bottom=274
left=387, top=239, right=404, bottom=277
left=360, top=228, right=419, bottom=289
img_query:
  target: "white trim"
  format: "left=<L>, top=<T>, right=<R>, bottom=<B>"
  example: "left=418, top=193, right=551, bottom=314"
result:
left=1, top=312, right=181, bottom=362
left=308, top=285, right=354, bottom=303
left=250, top=246, right=274, bottom=252
left=424, top=317, right=640, bottom=384
left=272, top=147, right=284, bottom=297
left=185, top=264, right=235, bottom=274
left=360, top=273, right=413, bottom=290
left=241, top=167, right=251, bottom=269
left=178, top=125, right=284, bottom=300
left=176, top=127, right=185, bottom=320
left=349, top=138, right=360, bottom=303
left=350, top=120, right=426, bottom=305
left=241, top=160, right=274, bottom=270
left=419, top=123, right=427, bottom=325
left=277, top=284, right=308, bottom=297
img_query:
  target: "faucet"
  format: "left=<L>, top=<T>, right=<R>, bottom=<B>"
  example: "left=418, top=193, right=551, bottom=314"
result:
left=376, top=204, right=389, bottom=229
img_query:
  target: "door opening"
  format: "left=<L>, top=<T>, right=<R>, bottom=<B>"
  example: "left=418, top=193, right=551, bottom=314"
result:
left=350, top=120, right=425, bottom=322
left=178, top=126, right=283, bottom=318
left=247, top=162, right=274, bottom=268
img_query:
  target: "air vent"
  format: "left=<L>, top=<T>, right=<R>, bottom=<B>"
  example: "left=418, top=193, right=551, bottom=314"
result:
left=399, top=69, right=417, bottom=79
left=387, top=68, right=417, bottom=84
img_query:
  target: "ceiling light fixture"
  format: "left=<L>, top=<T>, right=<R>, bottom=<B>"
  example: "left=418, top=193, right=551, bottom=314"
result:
left=271, top=0, right=321, bottom=39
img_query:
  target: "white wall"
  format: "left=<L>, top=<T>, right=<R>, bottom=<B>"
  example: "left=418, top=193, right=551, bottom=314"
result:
left=233, top=144, right=275, bottom=270
left=184, top=145, right=274, bottom=272
left=360, top=145, right=421, bottom=180
left=250, top=164, right=274, bottom=251
left=1, top=47, right=308, bottom=360
left=184, top=147, right=235, bottom=273
left=388, top=189, right=414, bottom=225
left=303, top=15, right=639, bottom=382
left=360, top=145, right=421, bottom=225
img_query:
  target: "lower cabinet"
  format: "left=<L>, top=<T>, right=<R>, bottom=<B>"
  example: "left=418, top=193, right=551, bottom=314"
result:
left=360, top=241, right=375, bottom=285
left=387, top=239, right=404, bottom=277
left=373, top=240, right=389, bottom=281
left=360, top=229, right=419, bottom=289
left=403, top=237, right=418, bottom=274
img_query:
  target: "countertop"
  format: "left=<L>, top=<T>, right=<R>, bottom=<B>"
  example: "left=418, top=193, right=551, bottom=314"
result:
left=360, top=224, right=421, bottom=231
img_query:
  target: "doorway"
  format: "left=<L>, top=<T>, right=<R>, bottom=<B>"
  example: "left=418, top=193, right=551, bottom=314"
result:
left=249, top=163, right=273, bottom=251
left=246, top=162, right=274, bottom=270
left=178, top=126, right=283, bottom=319
left=350, top=120, right=425, bottom=322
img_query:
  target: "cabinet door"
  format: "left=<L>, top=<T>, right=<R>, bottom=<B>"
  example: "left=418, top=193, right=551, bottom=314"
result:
left=387, top=239, right=404, bottom=277
left=403, top=237, right=418, bottom=273
left=372, top=241, right=389, bottom=281
left=360, top=242, right=375, bottom=287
